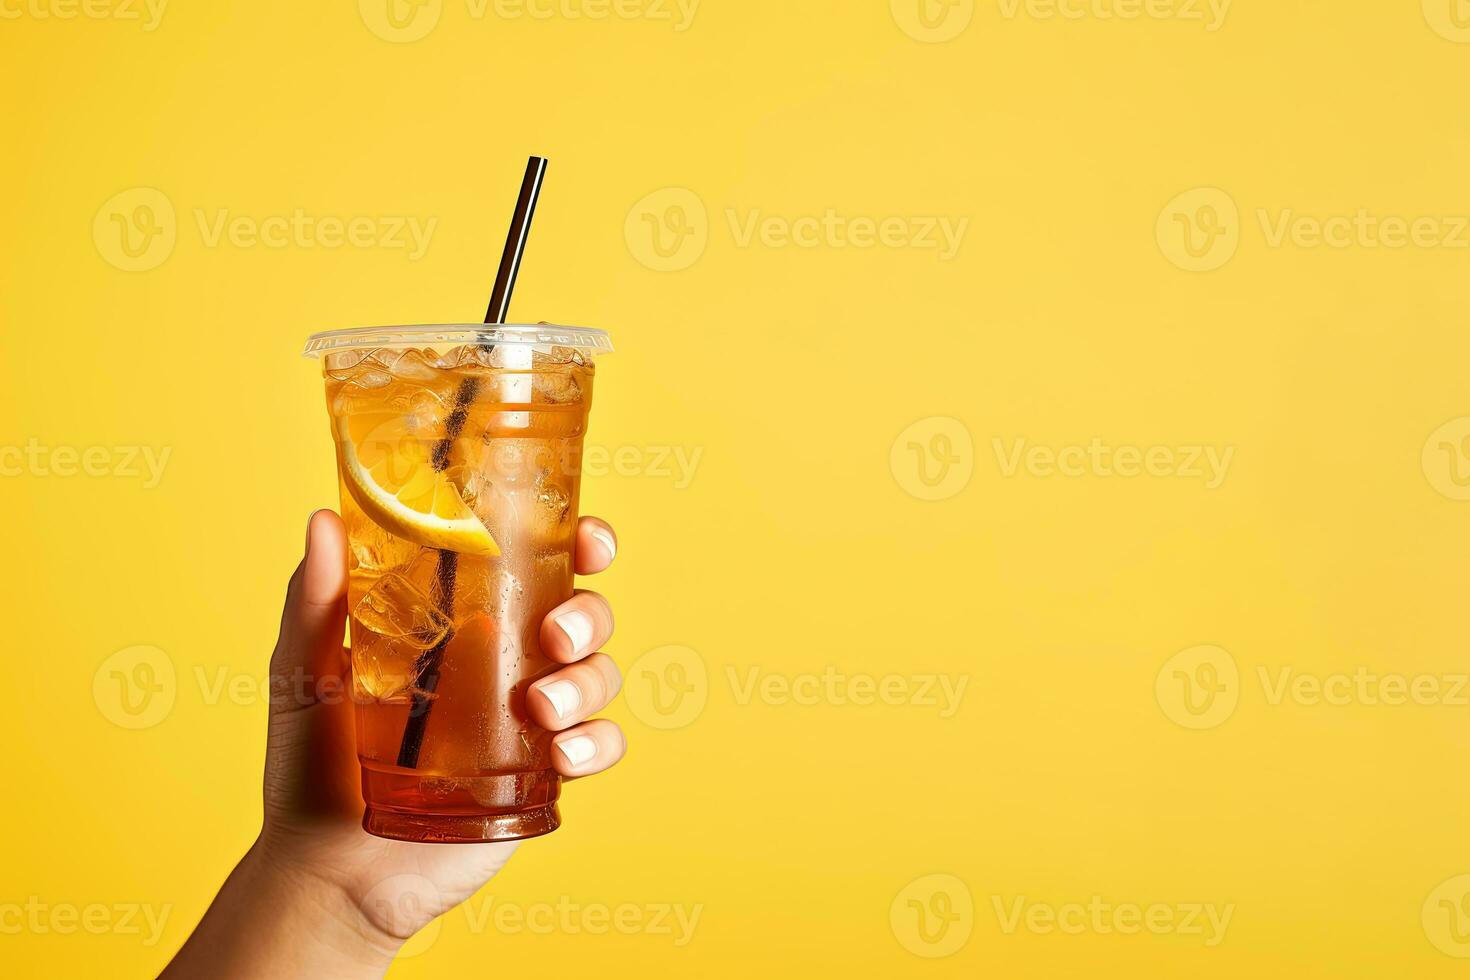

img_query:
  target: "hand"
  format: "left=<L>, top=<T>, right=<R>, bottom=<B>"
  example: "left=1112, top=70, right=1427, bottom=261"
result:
left=162, top=510, right=625, bottom=978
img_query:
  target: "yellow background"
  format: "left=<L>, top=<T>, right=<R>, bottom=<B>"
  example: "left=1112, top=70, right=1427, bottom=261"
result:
left=4, top=0, right=1470, bottom=976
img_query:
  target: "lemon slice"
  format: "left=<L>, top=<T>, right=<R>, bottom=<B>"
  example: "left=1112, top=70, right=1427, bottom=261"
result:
left=337, top=412, right=499, bottom=556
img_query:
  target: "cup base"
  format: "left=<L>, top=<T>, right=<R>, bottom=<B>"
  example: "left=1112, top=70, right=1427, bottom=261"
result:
left=362, top=803, right=561, bottom=844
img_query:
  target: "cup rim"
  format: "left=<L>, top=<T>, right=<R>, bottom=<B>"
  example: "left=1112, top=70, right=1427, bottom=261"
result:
left=302, top=323, right=613, bottom=357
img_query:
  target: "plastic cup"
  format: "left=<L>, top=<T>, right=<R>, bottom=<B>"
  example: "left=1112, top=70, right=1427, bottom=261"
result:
left=303, top=323, right=612, bottom=842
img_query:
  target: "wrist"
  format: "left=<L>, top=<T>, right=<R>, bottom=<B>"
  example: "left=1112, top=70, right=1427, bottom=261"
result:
left=243, top=841, right=408, bottom=968
left=164, top=841, right=404, bottom=979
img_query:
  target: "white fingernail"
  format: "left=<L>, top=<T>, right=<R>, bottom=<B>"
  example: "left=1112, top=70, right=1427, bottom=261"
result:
left=590, top=527, right=616, bottom=561
left=556, top=609, right=595, bottom=655
left=556, top=735, right=598, bottom=768
left=539, top=679, right=582, bottom=720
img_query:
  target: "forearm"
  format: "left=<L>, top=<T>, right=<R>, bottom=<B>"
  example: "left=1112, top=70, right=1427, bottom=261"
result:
left=161, top=842, right=402, bottom=980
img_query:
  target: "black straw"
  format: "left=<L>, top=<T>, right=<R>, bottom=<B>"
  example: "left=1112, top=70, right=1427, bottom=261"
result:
left=397, top=156, right=548, bottom=770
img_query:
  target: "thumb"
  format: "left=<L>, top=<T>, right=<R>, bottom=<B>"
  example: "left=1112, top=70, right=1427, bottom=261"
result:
left=263, top=510, right=358, bottom=825
left=269, top=509, right=349, bottom=708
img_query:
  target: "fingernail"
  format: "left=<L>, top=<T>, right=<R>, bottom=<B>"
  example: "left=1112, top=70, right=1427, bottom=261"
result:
left=590, top=527, right=617, bottom=562
left=556, top=609, right=595, bottom=655
left=556, top=735, right=597, bottom=768
left=305, top=509, right=323, bottom=553
left=539, top=679, right=582, bottom=720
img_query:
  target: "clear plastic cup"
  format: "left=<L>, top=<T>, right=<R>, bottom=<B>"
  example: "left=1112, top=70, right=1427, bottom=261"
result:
left=303, top=324, right=612, bottom=842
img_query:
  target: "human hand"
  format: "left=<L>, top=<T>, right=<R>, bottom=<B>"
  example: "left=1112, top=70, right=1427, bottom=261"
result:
left=162, top=510, right=624, bottom=978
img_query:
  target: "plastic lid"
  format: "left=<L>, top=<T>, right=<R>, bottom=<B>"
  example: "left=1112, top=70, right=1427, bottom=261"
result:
left=302, top=323, right=613, bottom=358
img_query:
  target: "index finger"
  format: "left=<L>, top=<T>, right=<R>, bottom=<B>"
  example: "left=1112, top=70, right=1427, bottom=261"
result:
left=575, top=517, right=617, bottom=575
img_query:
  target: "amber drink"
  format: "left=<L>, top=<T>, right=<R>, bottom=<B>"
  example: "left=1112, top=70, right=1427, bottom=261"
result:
left=304, top=324, right=611, bottom=843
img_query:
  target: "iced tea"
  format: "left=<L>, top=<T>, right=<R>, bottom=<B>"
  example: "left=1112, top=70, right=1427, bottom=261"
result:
left=305, top=325, right=609, bottom=843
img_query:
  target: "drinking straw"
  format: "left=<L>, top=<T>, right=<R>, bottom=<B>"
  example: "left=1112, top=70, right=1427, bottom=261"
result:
left=397, top=156, right=549, bottom=769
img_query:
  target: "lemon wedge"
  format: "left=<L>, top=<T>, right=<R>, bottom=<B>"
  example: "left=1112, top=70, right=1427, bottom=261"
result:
left=337, top=412, right=499, bottom=556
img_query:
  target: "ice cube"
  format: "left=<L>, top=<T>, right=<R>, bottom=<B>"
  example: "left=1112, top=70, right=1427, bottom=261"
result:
left=348, top=535, right=426, bottom=601
left=351, top=633, right=430, bottom=703
left=437, top=344, right=506, bottom=372
left=531, top=369, right=582, bottom=405
left=535, top=478, right=571, bottom=525
left=533, top=346, right=583, bottom=367
left=389, top=349, right=441, bottom=383
left=325, top=349, right=371, bottom=376
left=353, top=572, right=451, bottom=650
